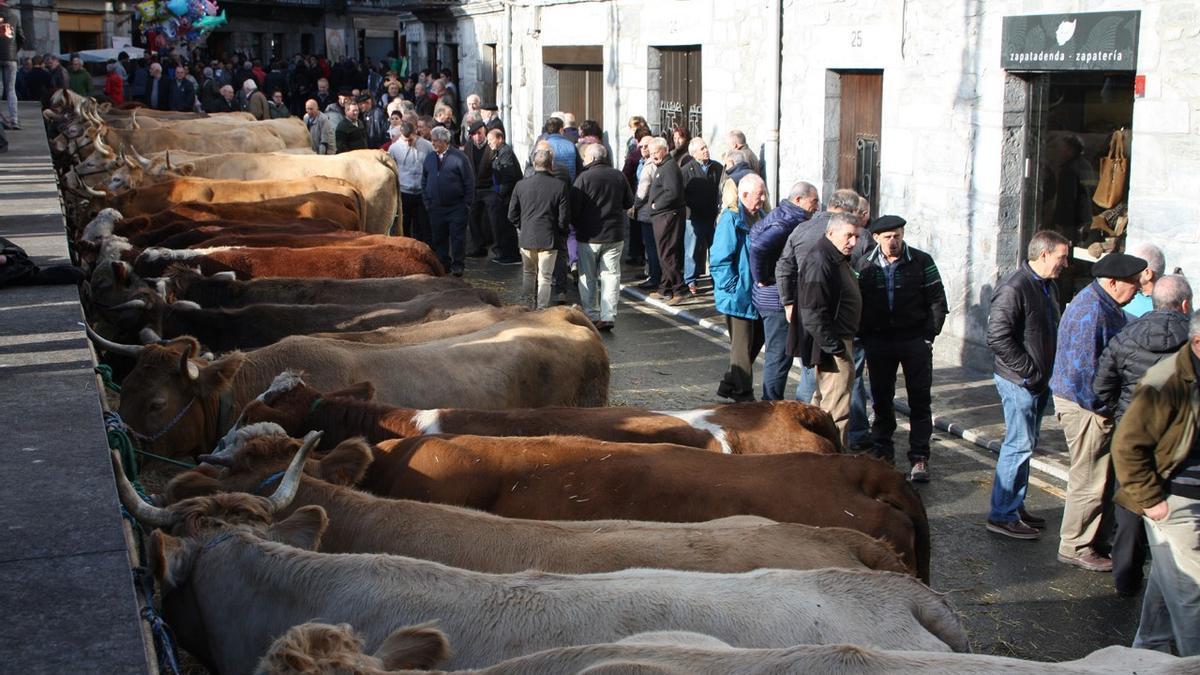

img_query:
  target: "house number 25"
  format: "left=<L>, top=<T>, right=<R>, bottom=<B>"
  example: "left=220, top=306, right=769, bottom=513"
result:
left=850, top=30, right=863, bottom=47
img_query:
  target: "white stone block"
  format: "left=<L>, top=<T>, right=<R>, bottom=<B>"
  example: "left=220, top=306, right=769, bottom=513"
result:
left=1134, top=99, right=1191, bottom=135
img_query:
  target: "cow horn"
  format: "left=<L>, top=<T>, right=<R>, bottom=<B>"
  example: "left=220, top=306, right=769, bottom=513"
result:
left=83, top=182, right=106, bottom=198
left=93, top=129, right=114, bottom=158
left=266, top=431, right=322, bottom=513
left=139, top=327, right=164, bottom=345
left=111, top=450, right=178, bottom=528
left=121, top=151, right=138, bottom=170
left=130, top=108, right=140, bottom=130
left=83, top=323, right=146, bottom=358
left=164, top=150, right=172, bottom=170
left=129, top=144, right=152, bottom=169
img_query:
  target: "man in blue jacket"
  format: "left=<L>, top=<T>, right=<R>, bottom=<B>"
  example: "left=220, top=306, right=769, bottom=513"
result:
left=1052, top=252, right=1145, bottom=571
left=712, top=174, right=767, bottom=402
left=422, top=126, right=474, bottom=276
left=749, top=181, right=819, bottom=400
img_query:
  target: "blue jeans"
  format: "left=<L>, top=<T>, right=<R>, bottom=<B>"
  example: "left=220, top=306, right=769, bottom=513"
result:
left=639, top=219, right=661, bottom=286
left=795, top=364, right=817, bottom=403
left=848, top=337, right=870, bottom=448
left=683, top=218, right=714, bottom=286
left=1, top=61, right=16, bottom=125
left=989, top=375, right=1051, bottom=523
left=760, top=309, right=792, bottom=401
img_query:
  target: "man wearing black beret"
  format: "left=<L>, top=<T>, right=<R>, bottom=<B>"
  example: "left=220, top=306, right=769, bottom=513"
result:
left=855, top=215, right=948, bottom=482
left=1051, top=251, right=1146, bottom=572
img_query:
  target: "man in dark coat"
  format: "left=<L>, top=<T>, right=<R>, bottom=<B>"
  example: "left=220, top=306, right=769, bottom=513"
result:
left=788, top=212, right=862, bottom=447
left=509, top=148, right=569, bottom=308
left=750, top=181, right=818, bottom=400
left=855, top=215, right=948, bottom=482
left=0, top=237, right=83, bottom=287
left=357, top=93, right=388, bottom=148
left=646, top=136, right=687, bottom=304
left=1095, top=274, right=1192, bottom=596
left=0, top=0, right=25, bottom=129
left=462, top=120, right=495, bottom=258
left=487, top=128, right=522, bottom=265
left=572, top=142, right=633, bottom=330
left=140, top=62, right=167, bottom=110
left=423, top=126, right=474, bottom=276
left=681, top=136, right=724, bottom=295
left=335, top=103, right=368, bottom=153
left=985, top=229, right=1071, bottom=541
left=166, top=65, right=196, bottom=112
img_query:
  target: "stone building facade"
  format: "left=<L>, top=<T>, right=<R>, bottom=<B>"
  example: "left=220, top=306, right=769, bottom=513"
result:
left=10, top=1, right=135, bottom=57
left=435, top=0, right=1197, bottom=368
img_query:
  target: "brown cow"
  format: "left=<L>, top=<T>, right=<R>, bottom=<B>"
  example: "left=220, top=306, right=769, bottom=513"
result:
left=114, top=194, right=363, bottom=235
left=242, top=372, right=839, bottom=453
left=104, top=307, right=608, bottom=461
left=168, top=426, right=905, bottom=574
left=129, top=219, right=358, bottom=249
left=357, top=434, right=930, bottom=581
left=133, top=238, right=444, bottom=279
left=96, top=122, right=288, bottom=155
left=309, top=306, right=528, bottom=344
left=160, top=269, right=471, bottom=308
left=85, top=176, right=368, bottom=230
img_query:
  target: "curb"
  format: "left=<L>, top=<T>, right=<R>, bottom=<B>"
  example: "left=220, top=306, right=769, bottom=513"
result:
left=621, top=282, right=1070, bottom=483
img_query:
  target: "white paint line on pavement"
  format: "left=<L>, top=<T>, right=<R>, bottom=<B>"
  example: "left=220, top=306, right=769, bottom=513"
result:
left=621, top=290, right=730, bottom=349
left=621, top=285, right=730, bottom=337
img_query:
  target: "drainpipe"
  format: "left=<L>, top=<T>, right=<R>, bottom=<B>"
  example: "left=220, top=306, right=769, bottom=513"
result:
left=503, top=0, right=514, bottom=131
left=764, top=0, right=783, bottom=206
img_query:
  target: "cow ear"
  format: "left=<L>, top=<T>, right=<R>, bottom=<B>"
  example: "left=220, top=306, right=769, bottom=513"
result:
left=180, top=350, right=200, bottom=381
left=316, top=438, right=373, bottom=486
left=325, top=381, right=375, bottom=401
left=374, top=622, right=451, bottom=671
left=241, top=400, right=289, bottom=430
left=177, top=163, right=195, bottom=176
left=164, top=471, right=222, bottom=504
left=198, top=352, right=246, bottom=395
left=267, top=505, right=327, bottom=550
left=150, top=530, right=195, bottom=590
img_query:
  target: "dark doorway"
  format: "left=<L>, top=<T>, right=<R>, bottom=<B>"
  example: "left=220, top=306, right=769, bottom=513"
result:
left=557, top=67, right=603, bottom=126
left=479, top=43, right=498, bottom=105
left=836, top=72, right=883, bottom=217
left=1010, top=72, right=1134, bottom=296
left=652, top=46, right=701, bottom=138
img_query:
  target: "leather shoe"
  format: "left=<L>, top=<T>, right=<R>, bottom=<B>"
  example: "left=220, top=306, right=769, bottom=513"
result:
left=986, top=519, right=1040, bottom=540
left=1018, top=506, right=1046, bottom=528
left=1057, top=550, right=1113, bottom=572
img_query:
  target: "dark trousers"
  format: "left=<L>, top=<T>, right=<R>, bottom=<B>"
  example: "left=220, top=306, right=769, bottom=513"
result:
left=719, top=315, right=765, bottom=400
left=468, top=191, right=496, bottom=254
left=427, top=203, right=468, bottom=272
left=1112, top=499, right=1148, bottom=594
left=400, top=192, right=430, bottom=243
left=652, top=208, right=686, bottom=296
left=638, top=219, right=660, bottom=285
left=625, top=215, right=645, bottom=262
left=489, top=191, right=519, bottom=260
left=760, top=308, right=791, bottom=401
left=864, top=335, right=933, bottom=464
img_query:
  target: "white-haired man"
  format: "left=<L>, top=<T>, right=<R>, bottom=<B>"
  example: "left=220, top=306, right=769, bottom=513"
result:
left=712, top=174, right=767, bottom=401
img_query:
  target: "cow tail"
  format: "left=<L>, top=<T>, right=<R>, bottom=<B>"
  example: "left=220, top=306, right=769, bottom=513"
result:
left=871, top=465, right=932, bottom=584
left=377, top=151, right=403, bottom=236
left=911, top=591, right=971, bottom=653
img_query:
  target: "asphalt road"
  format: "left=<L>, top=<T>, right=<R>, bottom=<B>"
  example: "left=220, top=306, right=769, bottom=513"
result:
left=467, top=256, right=1142, bottom=661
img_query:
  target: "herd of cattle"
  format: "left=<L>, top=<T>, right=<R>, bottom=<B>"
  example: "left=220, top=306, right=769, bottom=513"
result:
left=41, top=90, right=1197, bottom=673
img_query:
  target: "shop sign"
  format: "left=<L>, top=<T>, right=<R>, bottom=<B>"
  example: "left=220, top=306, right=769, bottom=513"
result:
left=1002, top=11, right=1139, bottom=71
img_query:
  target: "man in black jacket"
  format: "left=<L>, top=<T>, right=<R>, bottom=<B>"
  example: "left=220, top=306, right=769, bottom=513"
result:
left=486, top=128, right=522, bottom=265
left=335, top=103, right=368, bottom=153
left=985, top=229, right=1071, bottom=540
left=681, top=137, right=724, bottom=295
left=573, top=143, right=634, bottom=331
left=423, top=126, right=474, bottom=276
left=357, top=93, right=388, bottom=148
left=791, top=212, right=862, bottom=446
left=646, top=136, right=687, bottom=304
left=463, top=120, right=495, bottom=258
left=166, top=65, right=196, bottom=113
left=509, top=148, right=569, bottom=309
left=1094, top=274, right=1192, bottom=595
left=855, top=215, right=948, bottom=482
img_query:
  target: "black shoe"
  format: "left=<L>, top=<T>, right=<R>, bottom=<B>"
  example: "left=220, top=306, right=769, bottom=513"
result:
left=1018, top=507, right=1046, bottom=528
left=986, top=519, right=1040, bottom=540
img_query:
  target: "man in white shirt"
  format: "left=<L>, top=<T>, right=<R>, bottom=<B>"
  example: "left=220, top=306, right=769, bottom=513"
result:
left=388, top=120, right=434, bottom=242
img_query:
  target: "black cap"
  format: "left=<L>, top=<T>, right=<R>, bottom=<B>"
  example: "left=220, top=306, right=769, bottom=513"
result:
left=868, top=215, right=907, bottom=235
left=354, top=93, right=372, bottom=103
left=481, top=103, right=498, bottom=111
left=468, top=120, right=486, bottom=134
left=1092, top=252, right=1148, bottom=279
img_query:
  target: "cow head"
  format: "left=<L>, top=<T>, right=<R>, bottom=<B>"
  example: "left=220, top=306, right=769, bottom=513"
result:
left=254, top=622, right=450, bottom=675
left=83, top=259, right=164, bottom=341
left=166, top=425, right=374, bottom=504
left=116, top=337, right=246, bottom=460
left=112, top=436, right=325, bottom=671
left=242, top=372, right=376, bottom=437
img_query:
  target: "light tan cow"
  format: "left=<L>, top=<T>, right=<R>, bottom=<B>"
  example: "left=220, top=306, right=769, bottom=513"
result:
left=257, top=623, right=1200, bottom=675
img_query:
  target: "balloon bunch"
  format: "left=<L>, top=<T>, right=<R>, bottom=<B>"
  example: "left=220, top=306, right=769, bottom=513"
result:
left=135, top=0, right=227, bottom=48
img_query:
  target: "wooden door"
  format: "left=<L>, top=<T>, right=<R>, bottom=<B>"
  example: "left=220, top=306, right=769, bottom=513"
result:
left=657, top=46, right=701, bottom=137
left=837, top=72, right=882, bottom=215
left=557, top=67, right=604, bottom=127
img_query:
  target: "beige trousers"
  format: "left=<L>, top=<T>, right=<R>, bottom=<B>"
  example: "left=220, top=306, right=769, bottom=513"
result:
left=813, top=337, right=855, bottom=447
left=1055, top=396, right=1115, bottom=557
left=521, top=247, right=559, bottom=309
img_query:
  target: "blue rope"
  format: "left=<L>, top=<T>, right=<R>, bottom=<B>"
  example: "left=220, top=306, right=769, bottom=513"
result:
left=133, top=566, right=183, bottom=675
